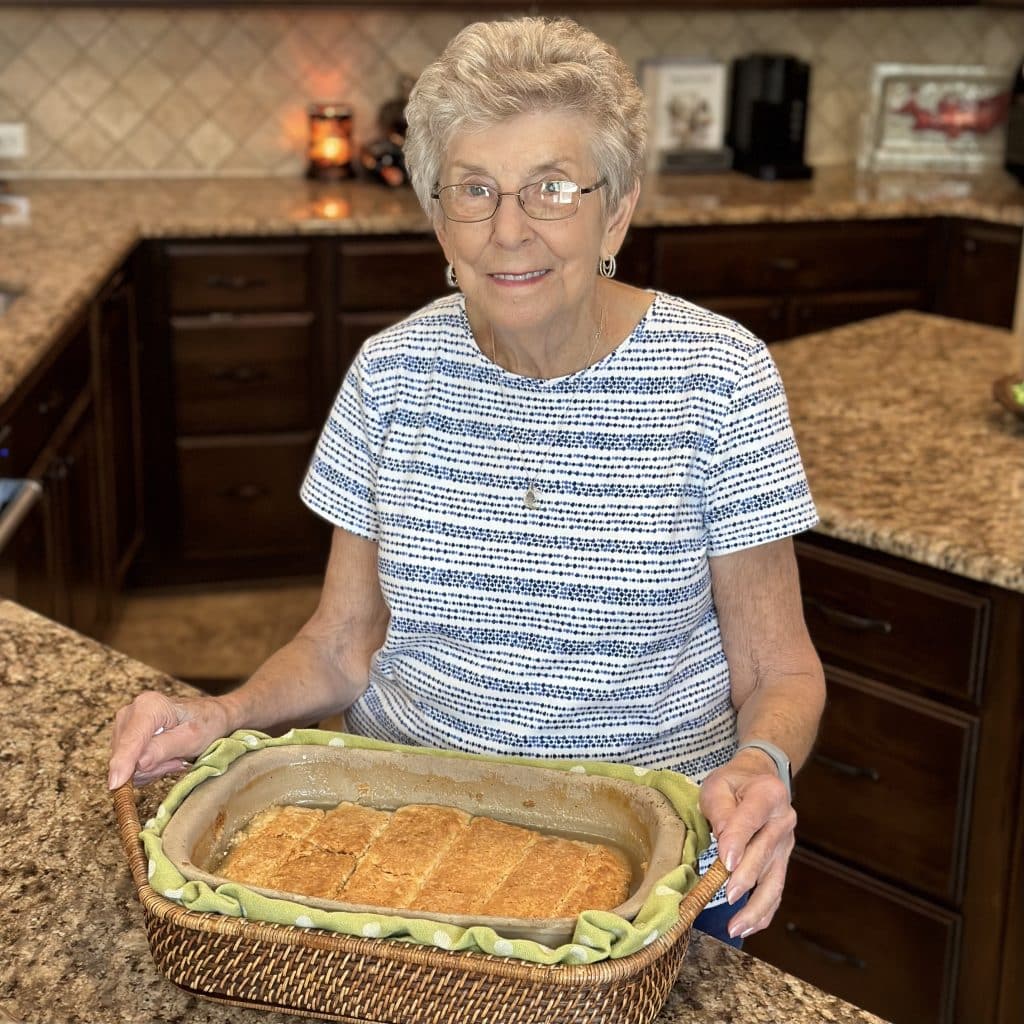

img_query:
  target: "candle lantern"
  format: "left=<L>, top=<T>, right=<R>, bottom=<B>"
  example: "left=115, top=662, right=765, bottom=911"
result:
left=306, top=102, right=354, bottom=181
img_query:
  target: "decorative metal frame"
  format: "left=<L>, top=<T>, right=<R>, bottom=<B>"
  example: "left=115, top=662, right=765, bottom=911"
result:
left=859, top=63, right=1012, bottom=173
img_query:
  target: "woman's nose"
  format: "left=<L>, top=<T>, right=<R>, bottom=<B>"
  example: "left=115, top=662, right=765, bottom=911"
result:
left=490, top=194, right=534, bottom=244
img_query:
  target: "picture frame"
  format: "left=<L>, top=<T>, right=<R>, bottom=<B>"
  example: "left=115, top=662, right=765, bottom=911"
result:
left=639, top=58, right=731, bottom=173
left=859, top=63, right=1012, bottom=173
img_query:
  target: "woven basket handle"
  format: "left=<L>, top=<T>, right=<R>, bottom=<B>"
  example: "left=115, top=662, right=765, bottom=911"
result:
left=676, top=858, right=730, bottom=929
left=113, top=782, right=151, bottom=895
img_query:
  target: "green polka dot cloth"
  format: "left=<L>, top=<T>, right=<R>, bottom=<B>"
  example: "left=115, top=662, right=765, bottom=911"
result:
left=140, top=729, right=710, bottom=966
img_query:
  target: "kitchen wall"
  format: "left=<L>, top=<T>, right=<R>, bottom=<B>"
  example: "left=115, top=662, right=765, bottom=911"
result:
left=0, top=4, right=1021, bottom=178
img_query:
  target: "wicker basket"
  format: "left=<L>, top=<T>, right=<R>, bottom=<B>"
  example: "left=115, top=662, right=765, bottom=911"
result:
left=115, top=783, right=728, bottom=1024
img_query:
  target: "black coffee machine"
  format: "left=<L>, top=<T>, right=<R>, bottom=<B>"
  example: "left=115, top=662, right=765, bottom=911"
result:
left=728, top=54, right=813, bottom=181
left=1005, top=58, right=1024, bottom=183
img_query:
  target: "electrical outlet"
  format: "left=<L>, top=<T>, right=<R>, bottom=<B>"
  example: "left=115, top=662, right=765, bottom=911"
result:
left=0, top=123, right=27, bottom=160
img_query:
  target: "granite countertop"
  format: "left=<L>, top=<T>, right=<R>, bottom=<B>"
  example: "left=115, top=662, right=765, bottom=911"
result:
left=0, top=599, right=887, bottom=1024
left=1, top=164, right=1023, bottom=412
left=772, top=310, right=1024, bottom=593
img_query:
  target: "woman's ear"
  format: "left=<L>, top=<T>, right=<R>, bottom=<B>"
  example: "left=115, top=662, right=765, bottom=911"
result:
left=602, top=180, right=642, bottom=258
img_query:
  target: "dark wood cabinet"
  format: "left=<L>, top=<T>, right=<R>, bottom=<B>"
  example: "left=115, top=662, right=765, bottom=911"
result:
left=0, top=317, right=108, bottom=637
left=645, top=220, right=936, bottom=341
left=334, top=236, right=449, bottom=381
left=933, top=219, right=1022, bottom=329
left=136, top=238, right=330, bottom=584
left=93, top=266, right=144, bottom=595
left=746, top=533, right=1024, bottom=1024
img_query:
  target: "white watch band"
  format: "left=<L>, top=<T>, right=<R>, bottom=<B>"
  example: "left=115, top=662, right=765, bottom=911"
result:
left=737, top=739, right=793, bottom=801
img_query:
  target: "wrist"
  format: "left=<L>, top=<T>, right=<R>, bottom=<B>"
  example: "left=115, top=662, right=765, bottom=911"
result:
left=736, top=739, right=793, bottom=802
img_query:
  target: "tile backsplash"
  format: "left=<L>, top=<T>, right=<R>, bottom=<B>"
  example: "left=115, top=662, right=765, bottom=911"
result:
left=0, top=4, right=1022, bottom=178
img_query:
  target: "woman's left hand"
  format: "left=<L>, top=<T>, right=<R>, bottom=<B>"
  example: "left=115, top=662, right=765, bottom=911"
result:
left=698, top=750, right=797, bottom=940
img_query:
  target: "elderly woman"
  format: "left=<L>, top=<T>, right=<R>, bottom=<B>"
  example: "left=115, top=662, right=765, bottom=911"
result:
left=108, top=16, right=825, bottom=946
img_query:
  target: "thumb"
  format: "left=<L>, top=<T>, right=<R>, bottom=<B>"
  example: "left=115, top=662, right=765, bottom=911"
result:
left=699, top=771, right=740, bottom=842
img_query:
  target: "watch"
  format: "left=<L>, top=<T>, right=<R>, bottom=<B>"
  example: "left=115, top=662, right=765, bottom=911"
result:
left=737, top=739, right=793, bottom=802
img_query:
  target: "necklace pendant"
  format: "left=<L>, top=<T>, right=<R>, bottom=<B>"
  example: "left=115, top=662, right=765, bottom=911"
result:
left=524, top=486, right=539, bottom=510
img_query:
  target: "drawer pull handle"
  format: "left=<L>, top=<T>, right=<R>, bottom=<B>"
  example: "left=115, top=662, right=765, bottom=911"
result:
left=785, top=923, right=867, bottom=969
left=205, top=274, right=266, bottom=291
left=223, top=483, right=268, bottom=501
left=212, top=366, right=268, bottom=384
left=813, top=753, right=880, bottom=782
left=768, top=257, right=800, bottom=272
left=803, top=596, right=893, bottom=634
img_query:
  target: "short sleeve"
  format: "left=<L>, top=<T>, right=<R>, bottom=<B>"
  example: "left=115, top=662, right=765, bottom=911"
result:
left=704, top=342, right=818, bottom=555
left=300, top=355, right=380, bottom=540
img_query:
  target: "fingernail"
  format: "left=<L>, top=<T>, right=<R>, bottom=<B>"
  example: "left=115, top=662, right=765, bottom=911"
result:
left=728, top=921, right=741, bottom=939
left=741, top=928, right=754, bottom=939
left=724, top=851, right=735, bottom=872
left=726, top=886, right=738, bottom=905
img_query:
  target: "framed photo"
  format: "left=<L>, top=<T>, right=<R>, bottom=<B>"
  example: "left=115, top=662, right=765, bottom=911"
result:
left=859, top=63, right=1012, bottom=172
left=640, top=58, right=729, bottom=167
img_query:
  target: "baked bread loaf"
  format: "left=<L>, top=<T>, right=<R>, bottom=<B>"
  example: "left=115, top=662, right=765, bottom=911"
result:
left=218, top=801, right=632, bottom=918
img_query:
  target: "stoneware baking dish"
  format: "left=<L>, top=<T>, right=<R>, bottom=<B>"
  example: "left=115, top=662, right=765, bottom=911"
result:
left=160, top=743, right=687, bottom=946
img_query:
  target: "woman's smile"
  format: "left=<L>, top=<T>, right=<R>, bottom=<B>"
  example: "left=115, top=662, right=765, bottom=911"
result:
left=490, top=269, right=550, bottom=284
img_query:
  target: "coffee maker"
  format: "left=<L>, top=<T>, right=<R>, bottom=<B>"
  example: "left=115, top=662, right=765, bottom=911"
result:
left=1005, top=58, right=1024, bottom=183
left=728, top=54, right=813, bottom=181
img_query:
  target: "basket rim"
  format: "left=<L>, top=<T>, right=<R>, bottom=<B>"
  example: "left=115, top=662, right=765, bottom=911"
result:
left=116, top=782, right=728, bottom=986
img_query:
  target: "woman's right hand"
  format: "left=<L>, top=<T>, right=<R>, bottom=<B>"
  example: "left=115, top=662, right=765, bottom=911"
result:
left=107, top=690, right=232, bottom=790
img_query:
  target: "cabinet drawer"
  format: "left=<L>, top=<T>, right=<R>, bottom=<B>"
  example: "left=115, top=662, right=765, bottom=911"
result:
left=1, top=320, right=91, bottom=477
left=796, top=669, right=976, bottom=902
left=654, top=221, right=930, bottom=297
left=745, top=849, right=959, bottom=1024
left=796, top=541, right=988, bottom=702
left=789, top=288, right=927, bottom=336
left=167, top=243, right=312, bottom=314
left=171, top=314, right=316, bottom=434
left=176, top=434, right=319, bottom=560
left=337, top=238, right=448, bottom=311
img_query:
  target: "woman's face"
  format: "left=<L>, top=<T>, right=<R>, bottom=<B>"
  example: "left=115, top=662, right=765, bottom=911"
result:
left=433, top=110, right=637, bottom=339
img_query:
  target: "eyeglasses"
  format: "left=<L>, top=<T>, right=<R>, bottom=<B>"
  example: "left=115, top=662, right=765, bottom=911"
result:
left=431, top=178, right=606, bottom=223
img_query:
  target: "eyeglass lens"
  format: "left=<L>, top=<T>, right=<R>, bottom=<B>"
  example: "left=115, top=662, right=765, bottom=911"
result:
left=440, top=180, right=583, bottom=222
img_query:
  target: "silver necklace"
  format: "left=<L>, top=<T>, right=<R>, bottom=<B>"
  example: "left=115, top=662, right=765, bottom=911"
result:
left=489, top=308, right=605, bottom=510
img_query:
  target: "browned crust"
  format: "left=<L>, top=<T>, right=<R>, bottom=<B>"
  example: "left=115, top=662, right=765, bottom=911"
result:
left=217, top=802, right=631, bottom=919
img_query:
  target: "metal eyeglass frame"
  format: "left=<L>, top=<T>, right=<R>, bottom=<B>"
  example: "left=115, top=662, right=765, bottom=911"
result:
left=430, top=178, right=606, bottom=223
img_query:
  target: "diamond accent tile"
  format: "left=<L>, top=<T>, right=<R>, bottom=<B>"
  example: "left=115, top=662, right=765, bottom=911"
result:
left=0, top=6, right=1021, bottom=178
left=58, top=59, right=114, bottom=113
left=119, top=60, right=175, bottom=112
left=23, top=23, right=80, bottom=82
left=0, top=54, right=51, bottom=113
left=181, top=58, right=235, bottom=113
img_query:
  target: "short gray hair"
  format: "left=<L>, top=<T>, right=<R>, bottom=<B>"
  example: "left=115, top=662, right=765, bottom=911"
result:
left=404, top=17, right=647, bottom=220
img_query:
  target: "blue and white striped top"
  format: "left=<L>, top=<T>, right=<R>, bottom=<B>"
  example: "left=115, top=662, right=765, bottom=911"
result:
left=301, top=288, right=817, bottom=788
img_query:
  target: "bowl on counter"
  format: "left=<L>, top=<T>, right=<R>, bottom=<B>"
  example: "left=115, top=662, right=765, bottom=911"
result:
left=993, top=374, right=1024, bottom=422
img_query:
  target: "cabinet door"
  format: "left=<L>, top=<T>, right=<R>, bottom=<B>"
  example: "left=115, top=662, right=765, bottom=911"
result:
left=337, top=238, right=448, bottom=312
left=936, top=220, right=1021, bottom=328
left=175, top=432, right=322, bottom=562
left=796, top=668, right=976, bottom=902
left=654, top=221, right=931, bottom=297
left=171, top=313, right=317, bottom=434
left=58, top=402, right=107, bottom=637
left=166, top=242, right=312, bottom=314
left=745, top=848, right=960, bottom=1024
left=789, top=288, right=927, bottom=336
left=796, top=540, right=989, bottom=703
left=95, top=270, right=144, bottom=584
